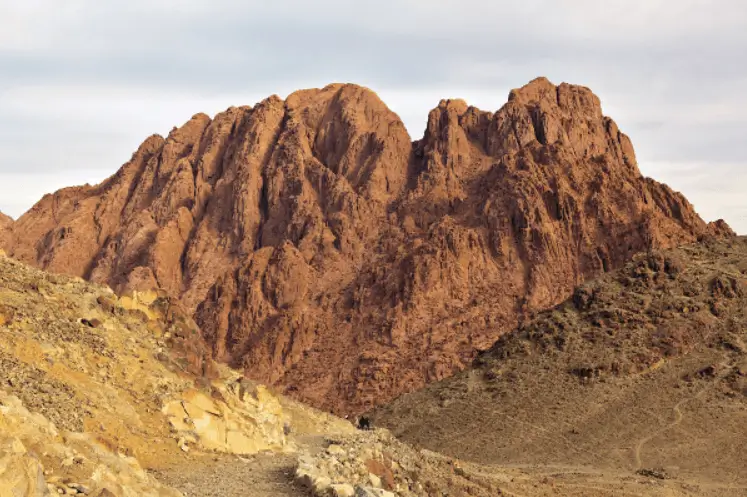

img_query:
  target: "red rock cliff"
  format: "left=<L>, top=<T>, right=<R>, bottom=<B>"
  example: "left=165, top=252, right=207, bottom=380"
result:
left=1, top=78, right=732, bottom=414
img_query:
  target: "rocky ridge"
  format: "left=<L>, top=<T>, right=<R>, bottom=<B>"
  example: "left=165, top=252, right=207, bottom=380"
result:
left=1, top=78, right=733, bottom=414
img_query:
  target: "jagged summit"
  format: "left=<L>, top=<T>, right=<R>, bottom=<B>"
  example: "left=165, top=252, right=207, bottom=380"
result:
left=1, top=78, right=732, bottom=414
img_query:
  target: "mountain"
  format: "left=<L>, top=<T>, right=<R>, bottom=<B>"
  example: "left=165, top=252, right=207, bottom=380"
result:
left=373, top=237, right=747, bottom=492
left=0, top=78, right=732, bottom=415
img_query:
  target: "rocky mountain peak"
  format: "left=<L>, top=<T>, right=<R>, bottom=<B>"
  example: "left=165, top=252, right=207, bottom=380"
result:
left=0, top=78, right=732, bottom=414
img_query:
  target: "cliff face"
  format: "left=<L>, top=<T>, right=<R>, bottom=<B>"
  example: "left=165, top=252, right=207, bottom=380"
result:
left=2, top=78, right=732, bottom=414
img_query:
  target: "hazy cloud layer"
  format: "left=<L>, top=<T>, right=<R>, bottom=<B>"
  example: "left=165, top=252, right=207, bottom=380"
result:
left=1, top=0, right=746, bottom=230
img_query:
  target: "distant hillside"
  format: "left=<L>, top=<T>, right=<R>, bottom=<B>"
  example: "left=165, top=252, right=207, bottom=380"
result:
left=374, top=237, right=747, bottom=492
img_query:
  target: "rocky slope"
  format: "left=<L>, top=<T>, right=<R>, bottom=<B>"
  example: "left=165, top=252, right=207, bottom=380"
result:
left=1, top=78, right=732, bottom=414
left=374, top=237, right=747, bottom=492
left=0, top=250, right=356, bottom=496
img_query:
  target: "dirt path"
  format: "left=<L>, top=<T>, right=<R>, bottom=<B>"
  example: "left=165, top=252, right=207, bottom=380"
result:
left=150, top=452, right=307, bottom=497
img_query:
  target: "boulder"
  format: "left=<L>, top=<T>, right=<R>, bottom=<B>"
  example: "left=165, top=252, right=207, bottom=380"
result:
left=0, top=437, right=48, bottom=497
left=355, top=487, right=395, bottom=497
left=162, top=382, right=287, bottom=455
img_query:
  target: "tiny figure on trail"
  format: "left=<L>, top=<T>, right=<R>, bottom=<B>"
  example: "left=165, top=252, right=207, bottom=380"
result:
left=356, top=416, right=372, bottom=430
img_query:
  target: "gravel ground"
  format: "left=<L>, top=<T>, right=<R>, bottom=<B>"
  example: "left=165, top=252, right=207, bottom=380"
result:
left=151, top=452, right=308, bottom=497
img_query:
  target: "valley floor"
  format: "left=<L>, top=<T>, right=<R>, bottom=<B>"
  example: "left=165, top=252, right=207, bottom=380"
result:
left=149, top=432, right=747, bottom=497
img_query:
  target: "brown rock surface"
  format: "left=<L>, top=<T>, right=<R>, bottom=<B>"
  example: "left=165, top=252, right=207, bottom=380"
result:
left=0, top=211, right=11, bottom=228
left=0, top=211, right=11, bottom=248
left=2, top=78, right=732, bottom=414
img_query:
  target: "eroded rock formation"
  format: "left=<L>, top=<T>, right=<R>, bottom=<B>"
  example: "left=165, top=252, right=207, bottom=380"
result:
left=1, top=78, right=732, bottom=414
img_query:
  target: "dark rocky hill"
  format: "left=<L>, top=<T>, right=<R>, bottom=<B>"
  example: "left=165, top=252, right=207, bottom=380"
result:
left=374, top=237, right=747, bottom=490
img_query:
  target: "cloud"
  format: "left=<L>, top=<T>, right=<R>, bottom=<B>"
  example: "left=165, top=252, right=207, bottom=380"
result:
left=1, top=0, right=746, bottom=232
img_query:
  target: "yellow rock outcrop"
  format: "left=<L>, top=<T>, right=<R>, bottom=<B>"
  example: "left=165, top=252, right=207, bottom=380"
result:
left=163, top=379, right=288, bottom=454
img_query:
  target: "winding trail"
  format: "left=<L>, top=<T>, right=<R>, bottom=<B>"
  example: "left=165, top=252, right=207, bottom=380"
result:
left=151, top=452, right=304, bottom=497
left=633, top=358, right=732, bottom=471
left=633, top=397, right=687, bottom=470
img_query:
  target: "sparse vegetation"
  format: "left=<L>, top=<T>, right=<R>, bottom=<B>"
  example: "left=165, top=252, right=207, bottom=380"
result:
left=374, top=238, right=747, bottom=495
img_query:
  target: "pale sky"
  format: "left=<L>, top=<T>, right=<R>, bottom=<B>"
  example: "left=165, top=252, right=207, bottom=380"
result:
left=1, top=1, right=746, bottom=232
